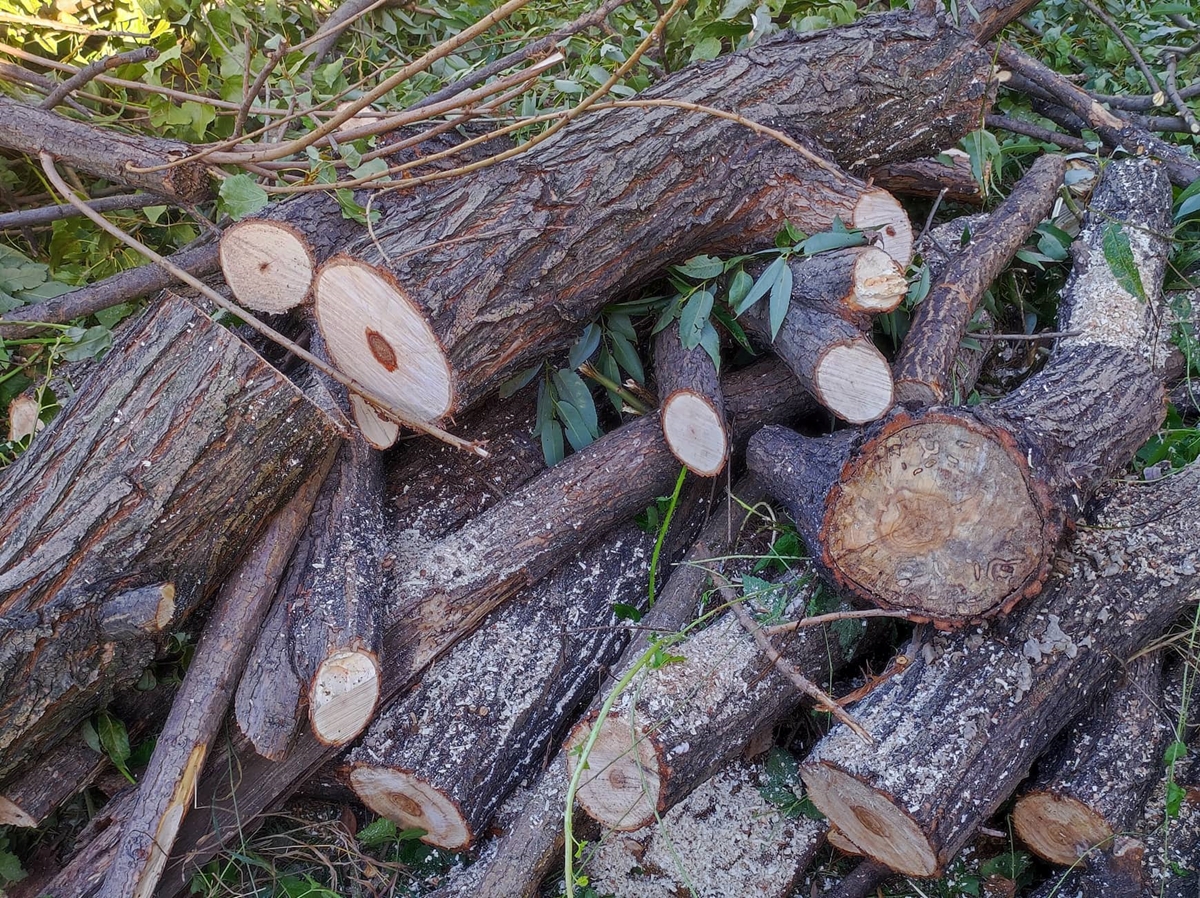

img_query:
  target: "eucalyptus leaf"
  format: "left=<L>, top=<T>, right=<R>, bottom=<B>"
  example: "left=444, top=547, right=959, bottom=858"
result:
left=1175, top=193, right=1200, bottom=222
left=553, top=369, right=598, bottom=436
left=768, top=261, right=793, bottom=340
left=499, top=364, right=540, bottom=398
left=674, top=254, right=725, bottom=280
left=679, top=289, right=714, bottom=350
left=96, top=711, right=134, bottom=782
left=607, top=312, right=637, bottom=342
left=610, top=331, right=645, bottom=384
left=801, top=228, right=866, bottom=255
left=699, top=320, right=722, bottom=372
left=568, top=322, right=602, bottom=368
left=733, top=255, right=785, bottom=315
left=1101, top=222, right=1147, bottom=302
left=556, top=399, right=595, bottom=451
left=727, top=268, right=754, bottom=310
left=540, top=418, right=565, bottom=466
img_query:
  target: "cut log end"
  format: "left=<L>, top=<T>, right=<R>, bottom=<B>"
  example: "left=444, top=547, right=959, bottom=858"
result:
left=0, top=796, right=36, bottom=828
left=350, top=394, right=401, bottom=450
left=849, top=248, right=909, bottom=314
left=814, top=341, right=895, bottom=424
left=219, top=220, right=314, bottom=314
left=314, top=257, right=454, bottom=422
left=824, top=413, right=1052, bottom=618
left=350, top=766, right=471, bottom=850
left=802, top=761, right=938, bottom=877
left=661, top=391, right=729, bottom=476
left=853, top=190, right=914, bottom=267
left=308, top=649, right=380, bottom=746
left=565, top=715, right=662, bottom=832
left=1012, top=790, right=1115, bottom=866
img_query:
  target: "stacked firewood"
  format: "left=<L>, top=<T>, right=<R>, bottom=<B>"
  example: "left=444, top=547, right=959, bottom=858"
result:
left=2, top=3, right=1199, bottom=898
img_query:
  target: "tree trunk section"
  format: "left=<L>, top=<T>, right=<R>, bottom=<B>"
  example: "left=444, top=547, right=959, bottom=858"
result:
left=748, top=157, right=1173, bottom=622
left=655, top=320, right=728, bottom=477
left=1012, top=653, right=1170, bottom=867
left=869, top=150, right=983, bottom=205
left=0, top=292, right=342, bottom=782
left=796, top=456, right=1200, bottom=877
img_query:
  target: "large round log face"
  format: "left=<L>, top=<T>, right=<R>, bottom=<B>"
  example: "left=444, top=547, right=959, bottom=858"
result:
left=825, top=413, right=1052, bottom=618
left=1012, top=792, right=1113, bottom=866
left=350, top=766, right=470, bottom=849
left=218, top=220, right=314, bottom=314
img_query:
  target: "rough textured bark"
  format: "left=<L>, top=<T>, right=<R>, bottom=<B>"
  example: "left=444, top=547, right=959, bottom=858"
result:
left=0, top=97, right=211, bottom=202
left=309, top=11, right=998, bottom=423
left=234, top=594, right=303, bottom=761
left=655, top=320, right=728, bottom=476
left=1012, top=652, right=1171, bottom=866
left=893, top=153, right=1067, bottom=405
left=869, top=149, right=983, bottom=205
left=797, top=457, right=1200, bottom=877
left=748, top=157, right=1173, bottom=622
left=97, top=460, right=331, bottom=898
left=585, top=760, right=827, bottom=898
left=423, top=477, right=774, bottom=898
left=0, top=292, right=342, bottom=783
left=287, top=433, right=389, bottom=747
left=564, top=573, right=881, bottom=831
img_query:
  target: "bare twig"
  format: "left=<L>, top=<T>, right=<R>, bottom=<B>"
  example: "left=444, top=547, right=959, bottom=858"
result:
left=714, top=572, right=873, bottom=744
left=985, top=114, right=1098, bottom=154
left=762, top=607, right=921, bottom=637
left=1077, top=0, right=1164, bottom=102
left=0, top=193, right=164, bottom=230
left=1165, top=55, right=1200, bottom=134
left=233, top=42, right=289, bottom=140
left=823, top=860, right=894, bottom=898
left=40, top=47, right=159, bottom=111
left=36, top=152, right=487, bottom=456
left=307, top=0, right=398, bottom=69
left=970, top=330, right=1083, bottom=341
left=0, top=61, right=91, bottom=114
left=0, top=10, right=151, bottom=37
left=1090, top=80, right=1200, bottom=111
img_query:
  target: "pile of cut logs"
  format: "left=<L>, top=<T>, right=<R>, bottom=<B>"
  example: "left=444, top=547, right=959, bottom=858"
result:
left=1, top=3, right=1199, bottom=898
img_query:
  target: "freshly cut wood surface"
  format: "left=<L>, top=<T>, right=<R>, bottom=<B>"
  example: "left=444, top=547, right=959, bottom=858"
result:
left=655, top=320, right=727, bottom=476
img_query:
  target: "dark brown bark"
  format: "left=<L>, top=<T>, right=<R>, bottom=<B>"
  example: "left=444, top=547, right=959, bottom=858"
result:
left=585, top=760, right=827, bottom=898
left=654, top=320, right=728, bottom=477
left=287, top=434, right=388, bottom=747
left=234, top=594, right=302, bottom=761
left=309, top=11, right=998, bottom=423
left=796, top=457, right=1200, bottom=877
left=97, top=459, right=331, bottom=898
left=893, top=153, right=1067, bottom=405
left=0, top=97, right=211, bottom=202
left=564, top=574, right=882, bottom=831
left=155, top=361, right=815, bottom=895
left=1012, top=653, right=1170, bottom=867
left=0, top=292, right=342, bottom=783
left=869, top=150, right=983, bottom=205
left=748, top=157, right=1173, bottom=622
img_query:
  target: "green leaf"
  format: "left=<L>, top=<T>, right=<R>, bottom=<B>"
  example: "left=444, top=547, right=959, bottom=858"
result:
left=1148, top=2, right=1196, bottom=12
left=96, top=710, right=134, bottom=783
left=679, top=289, right=714, bottom=350
left=733, top=255, right=785, bottom=315
left=727, top=268, right=753, bottom=310
left=499, top=364, right=540, bottom=398
left=768, top=261, right=793, bottom=340
left=62, top=325, right=113, bottom=362
left=539, top=418, right=565, bottom=466
left=907, top=264, right=931, bottom=306
left=217, top=174, right=269, bottom=220
left=0, top=849, right=25, bottom=884
left=1168, top=779, right=1187, bottom=818
left=689, top=36, right=723, bottom=61
left=1165, top=741, right=1189, bottom=764
left=698, top=320, right=721, bottom=372
left=81, top=718, right=101, bottom=753
left=569, top=322, right=602, bottom=368
left=801, top=228, right=866, bottom=255
left=1102, top=222, right=1147, bottom=303
left=674, top=254, right=725, bottom=280
left=612, top=602, right=643, bottom=622
left=607, top=312, right=637, bottom=342
left=610, top=331, right=645, bottom=384
left=335, top=189, right=379, bottom=226
left=553, top=369, right=598, bottom=436
left=556, top=399, right=596, bottom=452
left=358, top=816, right=398, bottom=847
left=1176, top=193, right=1200, bottom=222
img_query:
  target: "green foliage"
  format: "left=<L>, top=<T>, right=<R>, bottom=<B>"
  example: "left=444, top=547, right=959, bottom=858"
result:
left=82, top=710, right=135, bottom=784
left=0, top=831, right=26, bottom=886
left=758, top=746, right=824, bottom=820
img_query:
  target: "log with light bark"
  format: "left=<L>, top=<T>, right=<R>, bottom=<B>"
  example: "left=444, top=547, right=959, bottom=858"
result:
left=748, top=157, right=1173, bottom=622
left=0, top=292, right=342, bottom=783
left=96, top=458, right=332, bottom=898
left=654, top=320, right=727, bottom=476
left=794, top=455, right=1200, bottom=878
left=306, top=10, right=1006, bottom=424
left=739, top=246, right=907, bottom=423
left=563, top=570, right=883, bottom=832
left=156, top=361, right=815, bottom=894
left=0, top=97, right=212, bottom=203
left=422, top=476, right=776, bottom=898
left=585, top=760, right=827, bottom=898
left=869, top=149, right=984, bottom=205
left=892, top=153, right=1066, bottom=405
left=287, top=433, right=389, bottom=747
left=348, top=493, right=705, bottom=850
left=1011, top=652, right=1171, bottom=867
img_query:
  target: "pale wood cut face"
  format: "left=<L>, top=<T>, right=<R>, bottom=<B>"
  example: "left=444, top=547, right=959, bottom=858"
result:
left=350, top=395, right=400, bottom=450
left=850, top=248, right=907, bottom=312
left=315, top=260, right=453, bottom=422
left=1011, top=792, right=1113, bottom=866
left=350, top=767, right=471, bottom=850
left=662, top=392, right=728, bottom=476
left=853, top=190, right=914, bottom=267
left=814, top=342, right=894, bottom=424
left=219, top=221, right=312, bottom=313
left=310, top=649, right=380, bottom=746
left=826, top=420, right=1045, bottom=617
left=567, top=716, right=662, bottom=831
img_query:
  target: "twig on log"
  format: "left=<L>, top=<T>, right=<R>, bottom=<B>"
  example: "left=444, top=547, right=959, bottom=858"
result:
left=40, top=47, right=158, bottom=111
left=1165, top=55, right=1200, bottom=135
left=893, top=153, right=1066, bottom=405
left=96, top=456, right=334, bottom=898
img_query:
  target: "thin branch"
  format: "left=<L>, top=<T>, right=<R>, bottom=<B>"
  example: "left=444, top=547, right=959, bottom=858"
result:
left=1165, top=55, right=1200, bottom=135
left=0, top=10, right=151, bottom=37
left=1091, top=80, right=1200, bottom=111
left=1077, top=0, right=1163, bottom=102
left=0, top=193, right=164, bottom=230
left=41, top=47, right=160, bottom=112
left=307, top=0, right=399, bottom=70
left=970, top=330, right=1082, bottom=341
left=713, top=572, right=873, bottom=744
left=0, top=61, right=91, bottom=114
left=233, top=42, right=289, bottom=140
left=36, top=152, right=487, bottom=457
left=762, top=607, right=921, bottom=637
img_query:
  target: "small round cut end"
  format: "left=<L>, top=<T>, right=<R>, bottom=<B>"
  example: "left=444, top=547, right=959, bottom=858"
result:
left=814, top=342, right=894, bottom=424
left=219, top=221, right=314, bottom=313
left=310, top=649, right=380, bottom=746
left=350, top=767, right=471, bottom=850
left=566, top=715, right=663, bottom=831
left=661, top=391, right=729, bottom=476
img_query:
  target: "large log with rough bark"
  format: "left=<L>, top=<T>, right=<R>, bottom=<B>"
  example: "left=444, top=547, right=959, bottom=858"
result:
left=303, top=11, right=1001, bottom=424
left=748, top=157, right=1173, bottom=622
left=0, top=293, right=343, bottom=784
left=796, top=456, right=1200, bottom=877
